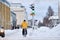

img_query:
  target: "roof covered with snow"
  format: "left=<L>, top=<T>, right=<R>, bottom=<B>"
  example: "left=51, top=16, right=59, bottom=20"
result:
left=49, top=16, right=59, bottom=20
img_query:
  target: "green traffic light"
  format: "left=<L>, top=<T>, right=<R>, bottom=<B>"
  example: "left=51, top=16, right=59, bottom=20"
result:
left=32, top=10, right=35, bottom=13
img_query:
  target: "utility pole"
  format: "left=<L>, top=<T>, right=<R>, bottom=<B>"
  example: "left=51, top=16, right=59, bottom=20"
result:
left=30, top=4, right=35, bottom=29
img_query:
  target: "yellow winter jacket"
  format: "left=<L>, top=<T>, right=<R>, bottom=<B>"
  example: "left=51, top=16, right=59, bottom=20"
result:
left=21, top=22, right=28, bottom=29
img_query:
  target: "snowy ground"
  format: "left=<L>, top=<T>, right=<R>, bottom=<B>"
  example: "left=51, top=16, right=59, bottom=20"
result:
left=0, top=24, right=60, bottom=40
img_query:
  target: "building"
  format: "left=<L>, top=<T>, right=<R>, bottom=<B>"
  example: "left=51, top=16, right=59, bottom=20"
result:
left=0, top=0, right=11, bottom=29
left=49, top=16, right=60, bottom=27
left=10, top=3, right=28, bottom=26
left=58, top=0, right=60, bottom=19
left=11, top=11, right=16, bottom=29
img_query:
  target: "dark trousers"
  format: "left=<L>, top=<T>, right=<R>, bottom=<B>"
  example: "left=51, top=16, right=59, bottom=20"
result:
left=22, top=29, right=27, bottom=36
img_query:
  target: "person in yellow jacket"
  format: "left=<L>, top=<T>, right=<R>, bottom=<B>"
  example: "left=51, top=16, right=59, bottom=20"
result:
left=21, top=20, right=28, bottom=37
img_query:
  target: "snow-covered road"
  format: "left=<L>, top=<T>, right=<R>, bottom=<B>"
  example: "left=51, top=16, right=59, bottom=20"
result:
left=0, top=24, right=60, bottom=40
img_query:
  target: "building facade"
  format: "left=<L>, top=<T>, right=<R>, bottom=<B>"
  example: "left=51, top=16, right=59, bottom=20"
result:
left=11, top=11, right=16, bottom=29
left=49, top=16, right=60, bottom=27
left=0, top=0, right=11, bottom=29
left=58, top=0, right=60, bottom=19
left=10, top=3, right=28, bottom=26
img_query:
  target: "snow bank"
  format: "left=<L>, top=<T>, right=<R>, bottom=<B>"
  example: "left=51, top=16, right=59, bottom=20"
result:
left=48, top=24, right=60, bottom=37
left=51, top=24, right=60, bottom=31
left=28, top=25, right=60, bottom=37
left=38, top=27, right=50, bottom=32
left=5, top=29, right=19, bottom=36
left=27, top=27, right=51, bottom=37
left=4, top=24, right=60, bottom=38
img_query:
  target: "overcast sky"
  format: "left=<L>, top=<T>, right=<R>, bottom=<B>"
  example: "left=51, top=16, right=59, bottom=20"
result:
left=7, top=0, right=58, bottom=21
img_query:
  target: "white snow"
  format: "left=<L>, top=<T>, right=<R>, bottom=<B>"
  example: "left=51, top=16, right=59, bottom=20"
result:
left=0, top=24, right=60, bottom=40
left=49, top=16, right=59, bottom=20
left=5, top=29, right=18, bottom=36
left=49, top=24, right=60, bottom=37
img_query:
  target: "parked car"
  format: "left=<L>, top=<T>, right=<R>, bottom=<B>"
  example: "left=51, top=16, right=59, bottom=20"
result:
left=0, top=26, right=5, bottom=37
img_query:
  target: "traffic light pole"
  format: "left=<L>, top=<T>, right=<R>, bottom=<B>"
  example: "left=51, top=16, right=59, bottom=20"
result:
left=30, top=4, right=35, bottom=29
left=32, top=15, right=34, bottom=29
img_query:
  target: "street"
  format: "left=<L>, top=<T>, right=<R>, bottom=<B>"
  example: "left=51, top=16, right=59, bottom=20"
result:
left=0, top=0, right=59, bottom=40
left=0, top=25, right=60, bottom=40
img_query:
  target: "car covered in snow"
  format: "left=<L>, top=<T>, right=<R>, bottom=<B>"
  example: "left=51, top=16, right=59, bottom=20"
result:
left=0, top=26, right=5, bottom=37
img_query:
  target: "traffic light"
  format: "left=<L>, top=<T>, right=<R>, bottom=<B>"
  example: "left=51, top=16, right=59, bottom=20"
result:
left=30, top=4, right=34, bottom=10
left=30, top=10, right=35, bottom=16
left=30, top=4, right=35, bottom=16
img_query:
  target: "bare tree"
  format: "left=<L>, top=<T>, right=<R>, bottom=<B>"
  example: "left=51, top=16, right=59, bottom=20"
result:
left=43, top=6, right=54, bottom=27
left=48, top=6, right=54, bottom=16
